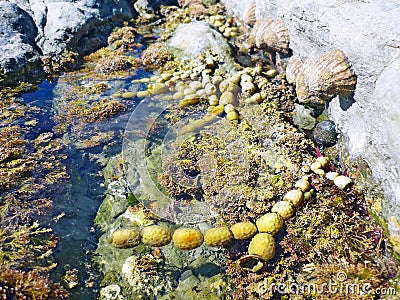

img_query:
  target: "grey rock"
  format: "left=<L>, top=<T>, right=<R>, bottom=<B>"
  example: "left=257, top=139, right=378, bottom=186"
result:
left=167, top=21, right=237, bottom=72
left=0, top=1, right=41, bottom=83
left=0, top=0, right=135, bottom=84
left=177, top=275, right=200, bottom=291
left=292, top=104, right=316, bottom=130
left=222, top=0, right=400, bottom=244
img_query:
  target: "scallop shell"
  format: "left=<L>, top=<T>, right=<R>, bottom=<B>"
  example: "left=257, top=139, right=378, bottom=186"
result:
left=252, top=17, right=290, bottom=54
left=286, top=55, right=303, bottom=84
left=296, top=50, right=356, bottom=102
left=243, top=1, right=256, bottom=26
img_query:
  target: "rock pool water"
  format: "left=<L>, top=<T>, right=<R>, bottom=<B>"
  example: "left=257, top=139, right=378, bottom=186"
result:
left=18, top=74, right=148, bottom=299
left=2, top=2, right=399, bottom=298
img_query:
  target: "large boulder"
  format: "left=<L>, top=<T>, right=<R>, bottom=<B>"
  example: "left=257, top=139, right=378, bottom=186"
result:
left=167, top=21, right=237, bottom=72
left=0, top=0, right=135, bottom=84
left=223, top=0, right=400, bottom=248
left=0, top=1, right=42, bottom=83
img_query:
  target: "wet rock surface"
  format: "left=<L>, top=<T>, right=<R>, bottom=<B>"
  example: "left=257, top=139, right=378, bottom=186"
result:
left=222, top=0, right=400, bottom=256
left=0, top=0, right=135, bottom=83
left=0, top=1, right=42, bottom=83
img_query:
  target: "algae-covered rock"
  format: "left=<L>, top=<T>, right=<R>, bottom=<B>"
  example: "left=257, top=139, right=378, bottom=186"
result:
left=167, top=21, right=237, bottom=73
left=159, top=273, right=234, bottom=300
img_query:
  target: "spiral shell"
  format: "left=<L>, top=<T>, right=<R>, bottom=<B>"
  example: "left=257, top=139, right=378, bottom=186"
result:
left=172, top=227, right=204, bottom=250
left=286, top=55, right=303, bottom=84
left=296, top=50, right=356, bottom=102
left=204, top=227, right=233, bottom=247
left=251, top=17, right=290, bottom=54
left=243, top=1, right=256, bottom=26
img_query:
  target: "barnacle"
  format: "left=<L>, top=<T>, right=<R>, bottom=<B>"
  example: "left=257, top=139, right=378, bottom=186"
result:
left=108, top=26, right=140, bottom=51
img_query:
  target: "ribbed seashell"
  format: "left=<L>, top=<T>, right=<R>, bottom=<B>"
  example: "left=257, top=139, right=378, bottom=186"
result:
left=252, top=17, right=290, bottom=54
left=243, top=1, right=256, bottom=26
left=296, top=50, right=356, bottom=101
left=286, top=55, right=303, bottom=84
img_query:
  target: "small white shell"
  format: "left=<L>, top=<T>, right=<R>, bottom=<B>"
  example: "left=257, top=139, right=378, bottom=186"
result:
left=326, top=171, right=339, bottom=181
left=334, top=175, right=352, bottom=190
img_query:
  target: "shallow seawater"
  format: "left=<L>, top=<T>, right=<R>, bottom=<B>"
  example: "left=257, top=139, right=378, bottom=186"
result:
left=18, top=71, right=150, bottom=299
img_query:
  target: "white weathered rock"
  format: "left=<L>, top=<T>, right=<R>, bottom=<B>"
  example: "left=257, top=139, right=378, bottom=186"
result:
left=222, top=0, right=400, bottom=247
left=334, top=175, right=352, bottom=190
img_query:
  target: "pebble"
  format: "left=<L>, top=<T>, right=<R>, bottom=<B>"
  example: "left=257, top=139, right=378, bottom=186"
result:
left=226, top=110, right=239, bottom=121
left=271, top=201, right=295, bottom=219
left=333, top=175, right=352, bottom=190
left=230, top=222, right=258, bottom=240
left=204, top=227, right=233, bottom=247
left=312, top=120, right=338, bottom=148
left=326, top=171, right=339, bottom=180
left=122, top=91, right=136, bottom=98
left=219, top=91, right=235, bottom=105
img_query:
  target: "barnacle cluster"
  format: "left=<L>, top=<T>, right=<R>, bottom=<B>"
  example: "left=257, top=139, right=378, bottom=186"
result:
left=41, top=49, right=78, bottom=78
left=107, top=25, right=141, bottom=51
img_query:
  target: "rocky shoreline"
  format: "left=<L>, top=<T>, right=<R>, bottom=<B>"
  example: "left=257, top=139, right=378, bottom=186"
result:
left=1, top=0, right=399, bottom=299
